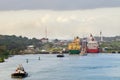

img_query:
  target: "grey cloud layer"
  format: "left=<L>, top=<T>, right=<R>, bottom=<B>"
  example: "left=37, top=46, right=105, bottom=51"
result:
left=0, top=0, right=120, bottom=10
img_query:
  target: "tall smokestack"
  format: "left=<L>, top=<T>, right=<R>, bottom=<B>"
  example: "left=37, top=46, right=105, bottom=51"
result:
left=100, top=31, right=103, bottom=42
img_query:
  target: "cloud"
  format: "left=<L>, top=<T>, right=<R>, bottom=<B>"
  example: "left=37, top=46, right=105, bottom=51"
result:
left=0, top=7, right=120, bottom=39
left=0, top=0, right=120, bottom=10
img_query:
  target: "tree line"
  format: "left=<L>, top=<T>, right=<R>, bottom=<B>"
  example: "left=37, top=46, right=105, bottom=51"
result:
left=0, top=35, right=41, bottom=55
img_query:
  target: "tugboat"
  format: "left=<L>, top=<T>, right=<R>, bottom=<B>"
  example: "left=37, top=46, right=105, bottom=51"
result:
left=11, top=64, right=28, bottom=78
left=68, top=36, right=81, bottom=55
left=80, top=47, right=87, bottom=56
left=80, top=37, right=88, bottom=56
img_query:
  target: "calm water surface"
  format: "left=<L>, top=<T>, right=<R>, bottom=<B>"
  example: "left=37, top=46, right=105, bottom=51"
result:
left=1, top=53, right=120, bottom=80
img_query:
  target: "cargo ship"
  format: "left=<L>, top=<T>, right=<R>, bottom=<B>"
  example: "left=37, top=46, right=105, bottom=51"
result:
left=87, top=34, right=99, bottom=53
left=68, top=37, right=81, bottom=54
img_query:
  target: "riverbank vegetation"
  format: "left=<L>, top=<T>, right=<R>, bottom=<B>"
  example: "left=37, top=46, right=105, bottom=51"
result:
left=0, top=34, right=120, bottom=62
left=100, top=41, right=120, bottom=53
left=0, top=35, right=41, bottom=62
left=0, top=46, right=9, bottom=62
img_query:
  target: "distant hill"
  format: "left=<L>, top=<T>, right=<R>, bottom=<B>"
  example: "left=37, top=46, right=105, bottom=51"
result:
left=95, top=36, right=120, bottom=42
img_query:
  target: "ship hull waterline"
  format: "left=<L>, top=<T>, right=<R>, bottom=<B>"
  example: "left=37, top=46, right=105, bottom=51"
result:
left=87, top=49, right=99, bottom=53
left=69, top=50, right=80, bottom=55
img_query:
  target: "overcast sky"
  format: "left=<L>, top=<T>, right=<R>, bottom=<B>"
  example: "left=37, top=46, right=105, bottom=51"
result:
left=0, top=0, right=120, bottom=39
left=0, top=0, right=120, bottom=10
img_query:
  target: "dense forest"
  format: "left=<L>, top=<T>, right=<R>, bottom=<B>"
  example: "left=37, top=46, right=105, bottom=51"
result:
left=0, top=35, right=41, bottom=55
left=0, top=35, right=41, bottom=62
left=0, top=35, right=42, bottom=62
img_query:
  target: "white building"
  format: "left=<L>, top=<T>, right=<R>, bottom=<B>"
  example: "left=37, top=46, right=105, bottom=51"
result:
left=40, top=38, right=49, bottom=43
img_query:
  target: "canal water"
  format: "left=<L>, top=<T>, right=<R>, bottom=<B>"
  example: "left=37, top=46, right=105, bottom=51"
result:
left=1, top=53, right=120, bottom=80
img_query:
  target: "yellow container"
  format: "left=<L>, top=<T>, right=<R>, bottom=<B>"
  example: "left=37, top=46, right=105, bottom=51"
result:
left=76, top=45, right=80, bottom=49
left=68, top=36, right=81, bottom=50
left=68, top=45, right=72, bottom=50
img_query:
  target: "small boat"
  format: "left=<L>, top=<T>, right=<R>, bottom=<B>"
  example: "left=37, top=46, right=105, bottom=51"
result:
left=11, top=64, right=28, bottom=78
left=11, top=72, right=28, bottom=78
left=80, top=53, right=88, bottom=56
left=57, top=54, right=64, bottom=57
left=80, top=47, right=87, bottom=56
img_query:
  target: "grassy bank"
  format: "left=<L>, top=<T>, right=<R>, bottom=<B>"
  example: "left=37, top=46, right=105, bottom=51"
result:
left=0, top=57, right=4, bottom=62
left=0, top=51, right=9, bottom=63
left=100, top=41, right=120, bottom=53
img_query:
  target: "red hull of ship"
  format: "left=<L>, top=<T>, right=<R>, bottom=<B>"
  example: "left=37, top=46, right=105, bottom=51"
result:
left=87, top=49, right=99, bottom=53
